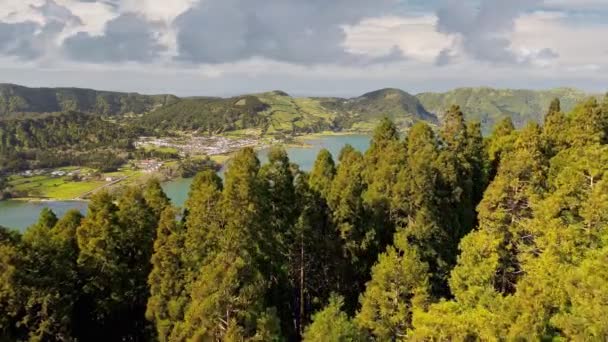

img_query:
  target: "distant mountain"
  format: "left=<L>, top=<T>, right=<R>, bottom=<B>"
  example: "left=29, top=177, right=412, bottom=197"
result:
left=320, top=88, right=437, bottom=129
left=0, top=83, right=178, bottom=118
left=0, top=83, right=599, bottom=135
left=417, top=87, right=592, bottom=133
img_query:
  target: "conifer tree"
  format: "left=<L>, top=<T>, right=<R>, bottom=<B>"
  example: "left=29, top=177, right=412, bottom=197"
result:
left=14, top=209, right=81, bottom=341
left=303, top=295, right=365, bottom=342
left=76, top=188, right=160, bottom=340
left=182, top=170, right=223, bottom=280
left=450, top=123, right=548, bottom=303
left=486, top=117, right=517, bottom=182
left=290, top=171, right=346, bottom=336
left=143, top=178, right=171, bottom=220
left=356, top=229, right=429, bottom=340
left=308, top=148, right=336, bottom=199
left=363, top=117, right=407, bottom=263
left=0, top=227, right=21, bottom=340
left=327, top=144, right=369, bottom=303
left=543, top=98, right=569, bottom=157
left=178, top=148, right=275, bottom=340
left=146, top=207, right=186, bottom=342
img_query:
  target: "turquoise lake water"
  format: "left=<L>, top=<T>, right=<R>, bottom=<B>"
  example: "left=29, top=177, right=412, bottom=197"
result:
left=0, top=135, right=370, bottom=231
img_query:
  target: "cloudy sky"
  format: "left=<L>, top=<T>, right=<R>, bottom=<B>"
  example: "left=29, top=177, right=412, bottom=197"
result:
left=0, top=0, right=607, bottom=96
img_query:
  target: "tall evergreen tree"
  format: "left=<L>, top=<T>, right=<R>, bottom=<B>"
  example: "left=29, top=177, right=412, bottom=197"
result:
left=302, top=295, right=365, bottom=342
left=290, top=171, right=346, bottom=336
left=543, top=98, right=569, bottom=157
left=146, top=207, right=186, bottom=342
left=178, top=148, right=277, bottom=340
left=308, top=148, right=336, bottom=199
left=356, top=230, right=430, bottom=340
left=76, top=187, right=160, bottom=340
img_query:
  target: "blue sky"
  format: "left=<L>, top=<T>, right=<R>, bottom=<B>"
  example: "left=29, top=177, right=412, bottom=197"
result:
left=0, top=0, right=607, bottom=96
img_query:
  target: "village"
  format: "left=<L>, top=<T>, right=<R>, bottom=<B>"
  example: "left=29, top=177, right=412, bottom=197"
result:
left=134, top=134, right=269, bottom=157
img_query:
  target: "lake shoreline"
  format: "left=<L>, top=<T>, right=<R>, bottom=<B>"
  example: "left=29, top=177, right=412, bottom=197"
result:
left=1, top=132, right=370, bottom=203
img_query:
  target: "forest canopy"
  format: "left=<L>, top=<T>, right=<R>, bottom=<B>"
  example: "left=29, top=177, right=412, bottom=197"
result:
left=0, top=95, right=607, bottom=341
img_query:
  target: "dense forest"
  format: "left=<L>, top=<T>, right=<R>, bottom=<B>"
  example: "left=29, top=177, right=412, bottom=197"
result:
left=0, top=83, right=594, bottom=135
left=0, top=111, right=142, bottom=172
left=0, top=84, right=177, bottom=118
left=0, top=95, right=607, bottom=341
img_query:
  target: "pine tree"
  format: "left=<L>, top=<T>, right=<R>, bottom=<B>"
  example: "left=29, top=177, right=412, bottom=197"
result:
left=182, top=170, right=223, bottom=281
left=486, top=117, right=517, bottom=182
left=290, top=171, right=346, bottom=336
left=450, top=123, right=548, bottom=303
left=543, top=98, right=569, bottom=156
left=0, top=226, right=21, bottom=340
left=362, top=117, right=407, bottom=266
left=302, top=295, right=365, bottom=342
left=356, top=229, right=429, bottom=340
left=178, top=148, right=275, bottom=340
left=76, top=188, right=160, bottom=340
left=11, top=209, right=82, bottom=341
left=143, top=178, right=171, bottom=220
left=308, top=148, right=336, bottom=199
left=146, top=207, right=186, bottom=342
left=327, top=144, right=369, bottom=303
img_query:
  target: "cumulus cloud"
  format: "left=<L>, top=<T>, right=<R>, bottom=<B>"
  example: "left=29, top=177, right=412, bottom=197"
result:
left=62, top=13, right=165, bottom=62
left=173, top=0, right=403, bottom=65
left=0, top=0, right=78, bottom=60
left=436, top=0, right=559, bottom=65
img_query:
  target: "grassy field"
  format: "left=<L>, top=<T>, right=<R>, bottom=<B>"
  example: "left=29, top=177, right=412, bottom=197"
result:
left=9, top=175, right=107, bottom=200
left=8, top=168, right=147, bottom=200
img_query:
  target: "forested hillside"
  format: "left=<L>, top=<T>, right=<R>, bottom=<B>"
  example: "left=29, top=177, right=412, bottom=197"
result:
left=0, top=111, right=141, bottom=172
left=1, top=95, right=606, bottom=341
left=0, top=84, right=178, bottom=118
left=418, top=87, right=589, bottom=133
left=0, top=83, right=594, bottom=134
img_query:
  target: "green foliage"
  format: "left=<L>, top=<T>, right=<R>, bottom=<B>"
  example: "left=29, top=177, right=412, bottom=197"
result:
left=146, top=207, right=186, bottom=342
left=308, top=148, right=336, bottom=198
left=418, top=87, right=590, bottom=134
left=303, top=295, right=365, bottom=342
left=3, top=96, right=608, bottom=341
left=0, top=83, right=176, bottom=118
left=356, top=234, right=429, bottom=340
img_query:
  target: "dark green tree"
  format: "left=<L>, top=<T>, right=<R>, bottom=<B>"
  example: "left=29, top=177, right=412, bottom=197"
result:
left=308, top=148, right=336, bottom=199
left=146, top=207, right=186, bottom=342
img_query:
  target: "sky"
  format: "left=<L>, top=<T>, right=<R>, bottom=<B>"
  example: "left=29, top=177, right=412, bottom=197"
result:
left=0, top=0, right=607, bottom=97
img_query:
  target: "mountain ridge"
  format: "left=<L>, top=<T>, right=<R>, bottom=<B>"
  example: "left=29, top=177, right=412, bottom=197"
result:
left=0, top=83, right=598, bottom=134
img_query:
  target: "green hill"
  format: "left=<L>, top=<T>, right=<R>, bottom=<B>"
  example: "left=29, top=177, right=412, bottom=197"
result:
left=417, top=87, right=592, bottom=133
left=0, top=83, right=178, bottom=118
left=0, top=83, right=600, bottom=135
left=141, top=89, right=435, bottom=135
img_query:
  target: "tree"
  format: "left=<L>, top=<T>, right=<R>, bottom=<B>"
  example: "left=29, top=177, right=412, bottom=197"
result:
left=178, top=148, right=276, bottom=340
left=0, top=226, right=22, bottom=340
left=356, top=230, right=429, bottom=340
left=568, top=98, right=606, bottom=146
left=308, top=148, right=336, bottom=199
left=146, top=207, right=186, bottom=342
left=543, top=98, right=568, bottom=156
left=14, top=209, right=81, bottom=341
left=289, top=171, right=346, bottom=336
left=259, top=146, right=298, bottom=338
left=302, top=295, right=365, bottom=342
left=182, top=170, right=223, bottom=281
left=327, top=144, right=369, bottom=304
left=486, top=117, right=517, bottom=182
left=362, top=117, right=407, bottom=267
left=450, top=123, right=548, bottom=302
left=76, top=188, right=160, bottom=340
left=143, top=178, right=171, bottom=220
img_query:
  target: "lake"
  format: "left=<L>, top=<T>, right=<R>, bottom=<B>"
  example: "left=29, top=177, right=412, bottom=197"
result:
left=0, top=134, right=370, bottom=231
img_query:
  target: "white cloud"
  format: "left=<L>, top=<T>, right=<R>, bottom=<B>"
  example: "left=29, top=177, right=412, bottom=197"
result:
left=512, top=11, right=608, bottom=68
left=343, top=15, right=454, bottom=63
